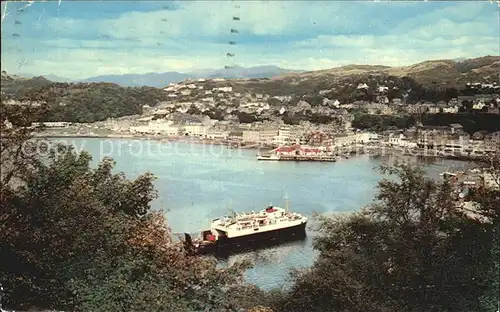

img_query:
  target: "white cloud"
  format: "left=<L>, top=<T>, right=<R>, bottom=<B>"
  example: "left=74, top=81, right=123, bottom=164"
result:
left=1, top=1, right=498, bottom=79
left=46, top=1, right=298, bottom=40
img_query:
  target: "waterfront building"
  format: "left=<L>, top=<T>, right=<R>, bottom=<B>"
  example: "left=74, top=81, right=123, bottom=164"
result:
left=130, top=121, right=180, bottom=136
left=388, top=133, right=418, bottom=148
left=273, top=126, right=291, bottom=146
left=31, top=121, right=70, bottom=128
left=332, top=132, right=376, bottom=147
left=229, top=131, right=243, bottom=142
left=184, top=123, right=208, bottom=137
left=242, top=130, right=260, bottom=142
left=259, top=129, right=279, bottom=144
left=207, top=129, right=229, bottom=140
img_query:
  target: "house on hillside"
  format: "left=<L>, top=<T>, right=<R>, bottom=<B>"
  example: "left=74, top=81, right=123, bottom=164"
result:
left=356, top=83, right=369, bottom=90
left=450, top=123, right=464, bottom=135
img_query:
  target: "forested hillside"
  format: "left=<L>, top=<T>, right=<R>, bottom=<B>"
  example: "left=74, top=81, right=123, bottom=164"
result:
left=1, top=56, right=499, bottom=124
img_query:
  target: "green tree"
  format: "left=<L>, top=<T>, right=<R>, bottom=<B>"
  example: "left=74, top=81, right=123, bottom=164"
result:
left=473, top=144, right=500, bottom=311
left=273, top=163, right=492, bottom=312
left=1, top=104, right=254, bottom=311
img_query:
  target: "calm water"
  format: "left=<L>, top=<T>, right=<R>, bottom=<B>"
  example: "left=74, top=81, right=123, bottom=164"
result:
left=52, top=138, right=470, bottom=290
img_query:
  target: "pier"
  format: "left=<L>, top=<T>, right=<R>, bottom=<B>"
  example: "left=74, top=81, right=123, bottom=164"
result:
left=278, top=156, right=337, bottom=162
left=257, top=154, right=337, bottom=162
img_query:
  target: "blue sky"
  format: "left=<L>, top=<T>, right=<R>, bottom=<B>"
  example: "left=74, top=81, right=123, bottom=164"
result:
left=1, top=1, right=499, bottom=80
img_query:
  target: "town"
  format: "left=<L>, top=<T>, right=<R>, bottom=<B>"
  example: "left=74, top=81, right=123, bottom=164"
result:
left=1, top=1, right=500, bottom=311
left=6, top=75, right=495, bottom=161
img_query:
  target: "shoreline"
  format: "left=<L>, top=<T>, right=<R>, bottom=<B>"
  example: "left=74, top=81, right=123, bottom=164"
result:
left=33, top=132, right=269, bottom=150
left=32, top=133, right=489, bottom=162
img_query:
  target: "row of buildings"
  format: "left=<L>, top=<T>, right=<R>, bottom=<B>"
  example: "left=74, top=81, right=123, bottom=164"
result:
left=339, top=93, right=500, bottom=116
left=125, top=118, right=328, bottom=146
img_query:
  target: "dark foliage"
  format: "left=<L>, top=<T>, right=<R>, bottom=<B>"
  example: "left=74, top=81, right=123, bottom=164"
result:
left=269, top=162, right=499, bottom=312
left=421, top=113, right=500, bottom=133
left=7, top=82, right=172, bottom=123
left=352, top=114, right=416, bottom=131
left=0, top=107, right=258, bottom=311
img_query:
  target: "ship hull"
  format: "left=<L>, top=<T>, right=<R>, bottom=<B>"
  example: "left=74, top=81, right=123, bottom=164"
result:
left=189, top=221, right=307, bottom=256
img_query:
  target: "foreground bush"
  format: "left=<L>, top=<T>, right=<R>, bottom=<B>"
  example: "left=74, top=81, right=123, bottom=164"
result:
left=270, top=162, right=499, bottom=312
left=1, top=141, right=252, bottom=311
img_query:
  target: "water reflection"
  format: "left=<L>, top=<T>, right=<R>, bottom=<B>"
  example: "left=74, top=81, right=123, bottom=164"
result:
left=217, top=236, right=311, bottom=268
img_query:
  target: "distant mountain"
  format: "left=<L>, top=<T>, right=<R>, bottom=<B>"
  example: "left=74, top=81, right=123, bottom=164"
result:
left=3, top=56, right=499, bottom=126
left=276, top=56, right=500, bottom=88
left=6, top=55, right=498, bottom=101
left=32, top=65, right=301, bottom=87
left=17, top=73, right=72, bottom=83
left=190, top=65, right=303, bottom=79
left=80, top=72, right=193, bottom=87
left=41, top=74, right=73, bottom=83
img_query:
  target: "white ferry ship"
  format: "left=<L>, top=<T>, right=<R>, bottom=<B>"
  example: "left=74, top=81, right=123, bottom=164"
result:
left=183, top=200, right=308, bottom=255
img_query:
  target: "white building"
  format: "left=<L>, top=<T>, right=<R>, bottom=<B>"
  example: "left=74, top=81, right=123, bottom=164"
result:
left=130, top=121, right=180, bottom=136
left=184, top=123, right=208, bottom=137
left=273, top=95, right=292, bottom=102
left=354, top=132, right=372, bottom=144
left=213, top=86, right=233, bottom=92
left=377, top=86, right=389, bottom=93
left=274, top=126, right=291, bottom=146
left=333, top=134, right=357, bottom=146
left=387, top=133, right=418, bottom=148
left=31, top=122, right=70, bottom=128
left=473, top=102, right=486, bottom=110
left=443, top=106, right=459, bottom=113
left=259, top=129, right=279, bottom=144
left=333, top=132, right=374, bottom=146
left=242, top=130, right=260, bottom=142
left=3, top=119, right=13, bottom=129
left=357, top=83, right=369, bottom=90
left=207, top=129, right=229, bottom=140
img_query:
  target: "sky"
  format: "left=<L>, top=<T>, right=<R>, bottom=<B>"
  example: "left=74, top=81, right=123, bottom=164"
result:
left=1, top=0, right=499, bottom=80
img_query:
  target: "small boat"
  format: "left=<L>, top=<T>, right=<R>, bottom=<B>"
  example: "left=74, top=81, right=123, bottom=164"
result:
left=183, top=198, right=307, bottom=255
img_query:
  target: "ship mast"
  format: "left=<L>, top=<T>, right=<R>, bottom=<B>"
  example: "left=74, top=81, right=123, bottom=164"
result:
left=285, top=192, right=289, bottom=213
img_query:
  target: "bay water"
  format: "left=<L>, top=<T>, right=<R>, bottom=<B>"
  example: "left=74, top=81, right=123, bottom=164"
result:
left=50, top=137, right=470, bottom=290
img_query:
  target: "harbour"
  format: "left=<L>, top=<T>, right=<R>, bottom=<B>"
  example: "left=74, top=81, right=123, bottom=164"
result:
left=257, top=154, right=338, bottom=162
left=53, top=137, right=472, bottom=290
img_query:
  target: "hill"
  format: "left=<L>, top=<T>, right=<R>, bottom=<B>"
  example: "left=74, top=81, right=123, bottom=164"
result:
left=271, top=56, right=500, bottom=90
left=2, top=56, right=498, bottom=124
left=202, top=56, right=500, bottom=102
left=1, top=71, right=53, bottom=97
left=1, top=72, right=171, bottom=123
left=80, top=72, right=193, bottom=87
left=17, top=65, right=302, bottom=87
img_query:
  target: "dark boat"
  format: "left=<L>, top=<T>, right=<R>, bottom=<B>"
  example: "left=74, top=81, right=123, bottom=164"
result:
left=183, top=205, right=308, bottom=255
